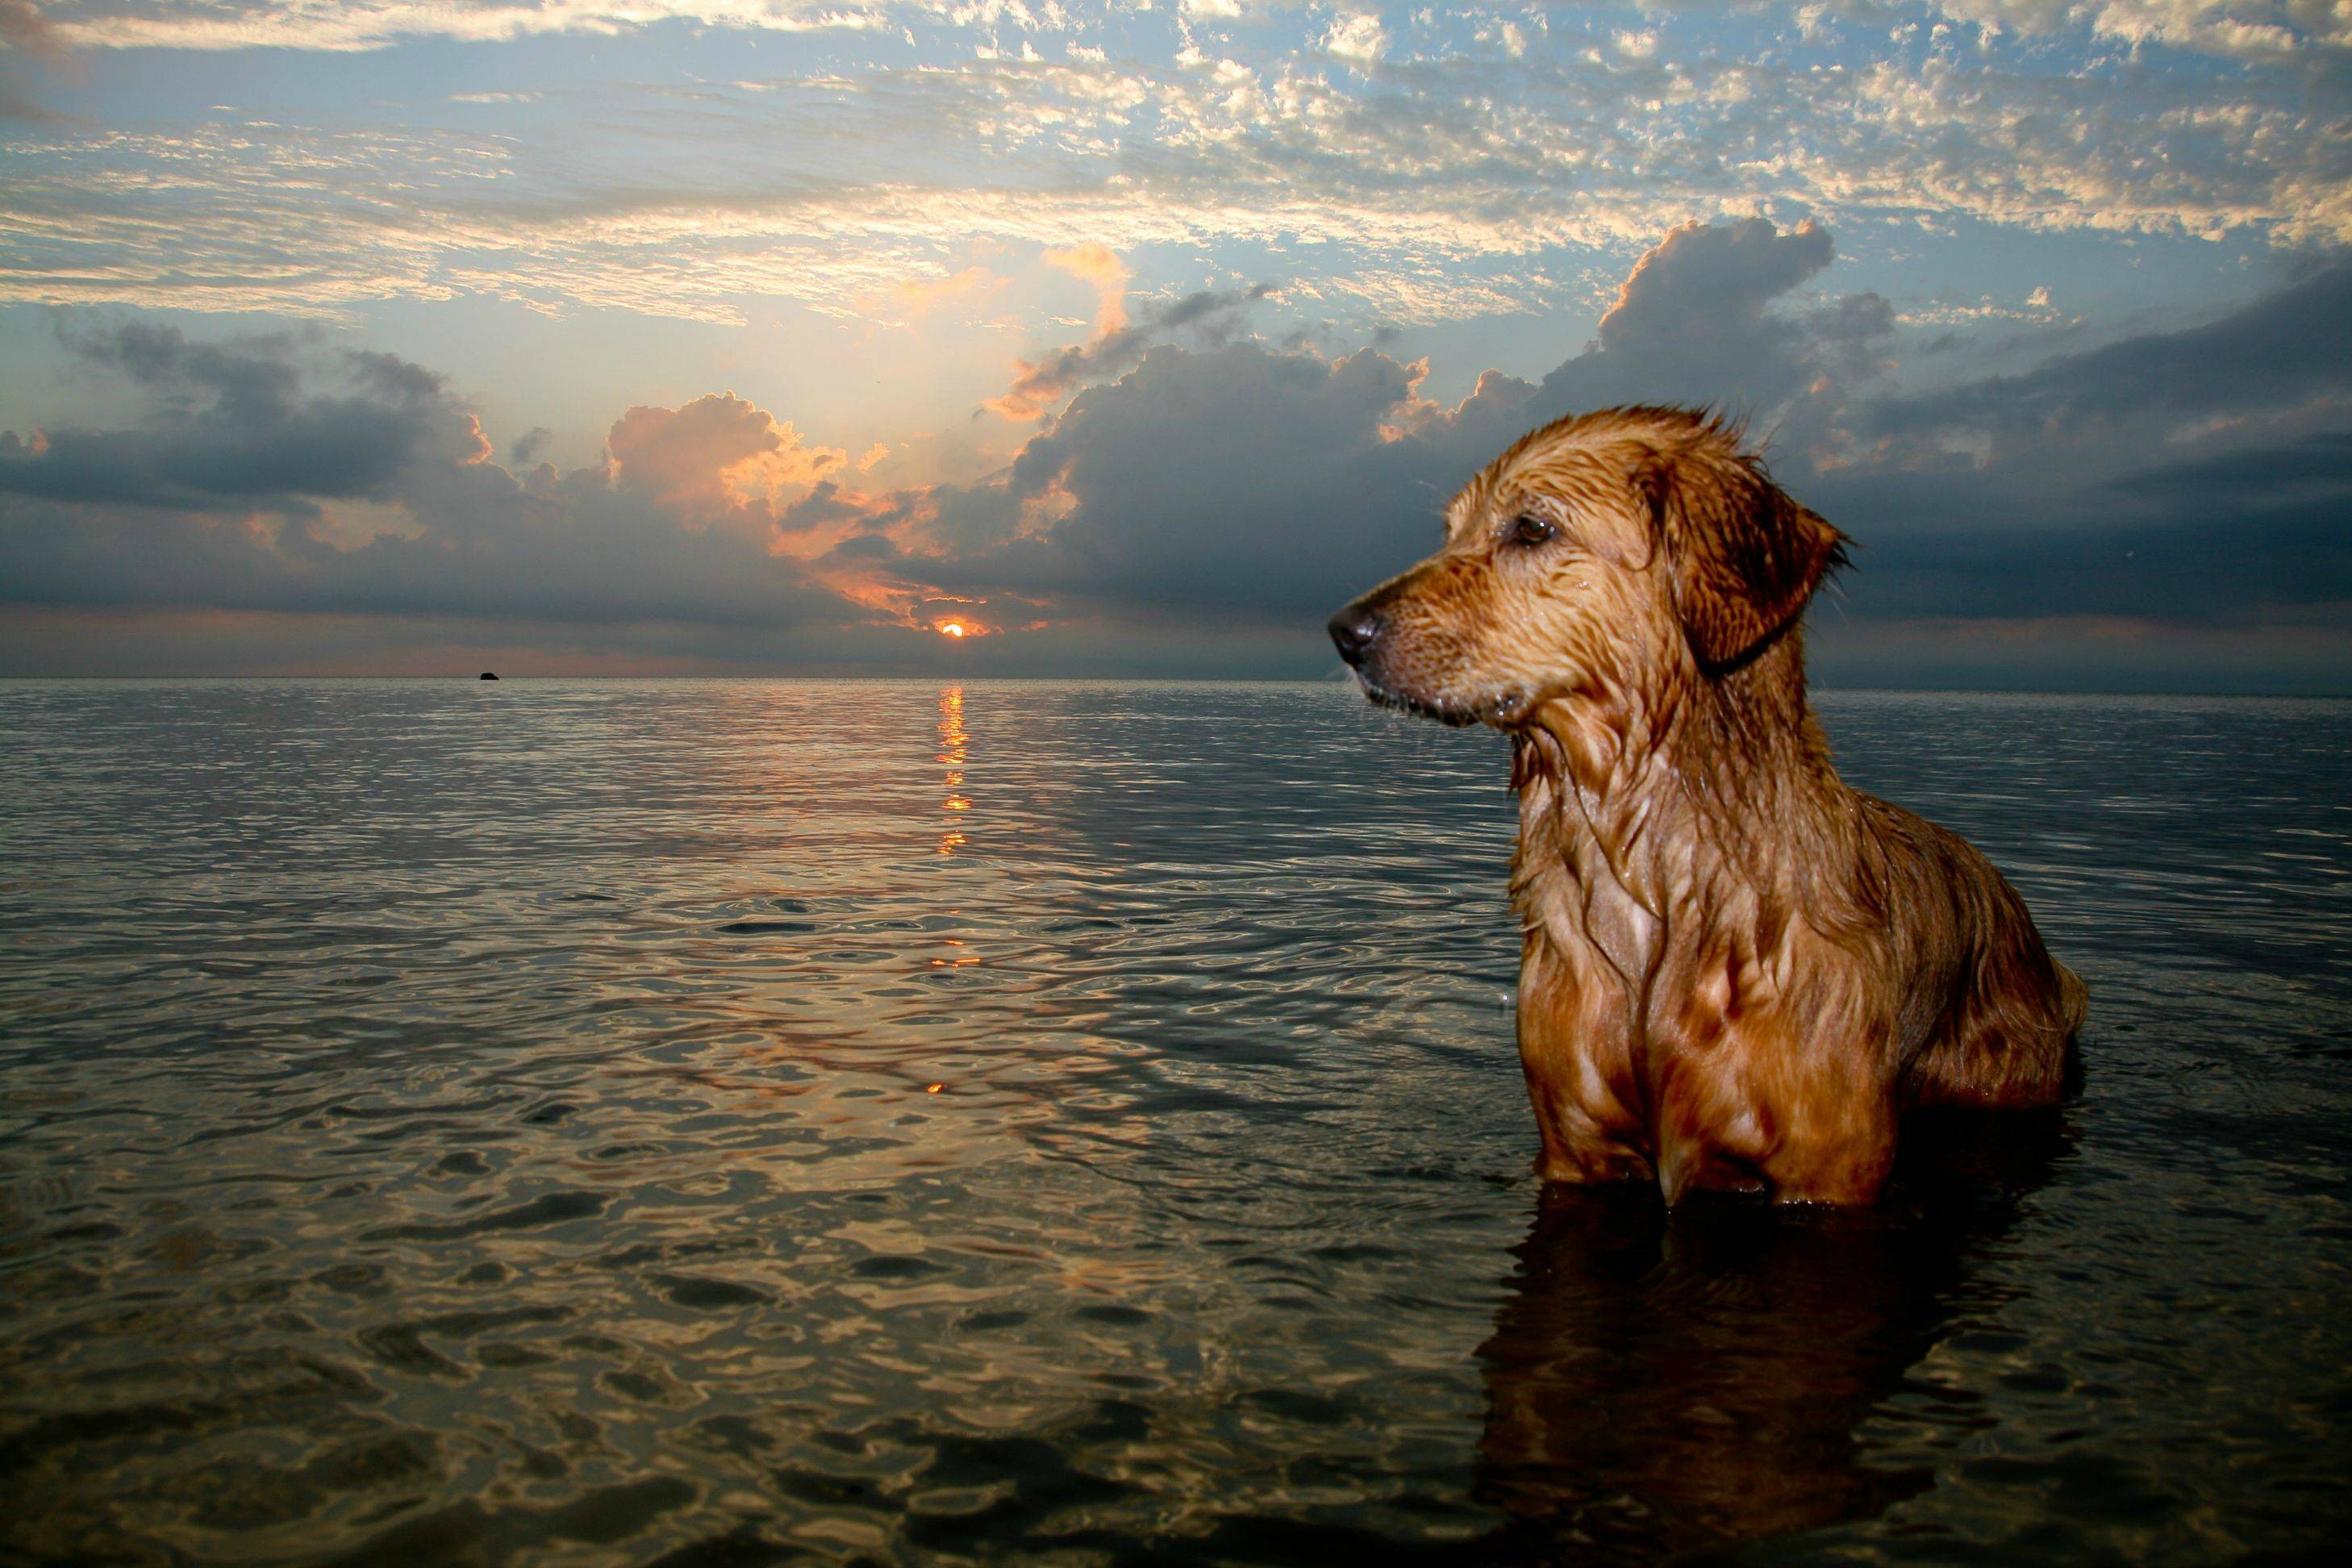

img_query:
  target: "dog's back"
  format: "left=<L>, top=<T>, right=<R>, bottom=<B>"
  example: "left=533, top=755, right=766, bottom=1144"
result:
left=1856, top=793, right=2086, bottom=1111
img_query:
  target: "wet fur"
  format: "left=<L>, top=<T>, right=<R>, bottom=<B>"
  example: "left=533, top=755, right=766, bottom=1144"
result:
left=1337, top=407, right=2084, bottom=1206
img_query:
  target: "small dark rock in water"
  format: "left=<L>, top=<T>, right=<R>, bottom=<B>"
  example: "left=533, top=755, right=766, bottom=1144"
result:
left=480, top=672, right=498, bottom=681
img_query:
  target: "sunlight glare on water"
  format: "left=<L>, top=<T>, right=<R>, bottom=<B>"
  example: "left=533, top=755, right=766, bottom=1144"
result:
left=1, top=679, right=2347, bottom=1562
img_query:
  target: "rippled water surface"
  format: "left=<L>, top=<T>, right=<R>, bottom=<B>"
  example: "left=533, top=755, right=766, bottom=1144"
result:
left=3, top=679, right=2349, bottom=1563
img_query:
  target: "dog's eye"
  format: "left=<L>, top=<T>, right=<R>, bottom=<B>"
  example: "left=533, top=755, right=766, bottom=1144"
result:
left=1510, top=514, right=1556, bottom=546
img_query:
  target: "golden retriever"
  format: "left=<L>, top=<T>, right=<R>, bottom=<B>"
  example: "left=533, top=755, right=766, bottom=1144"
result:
left=1330, top=406, right=2084, bottom=1206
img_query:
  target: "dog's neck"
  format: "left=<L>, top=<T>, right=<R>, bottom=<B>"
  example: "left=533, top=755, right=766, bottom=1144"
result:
left=1510, top=628, right=1842, bottom=949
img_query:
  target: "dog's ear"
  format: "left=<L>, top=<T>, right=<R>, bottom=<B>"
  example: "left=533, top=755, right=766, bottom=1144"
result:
left=1639, top=448, right=1846, bottom=669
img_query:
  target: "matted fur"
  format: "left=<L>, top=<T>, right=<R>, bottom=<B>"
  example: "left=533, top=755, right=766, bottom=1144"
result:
left=1331, top=406, right=2084, bottom=1206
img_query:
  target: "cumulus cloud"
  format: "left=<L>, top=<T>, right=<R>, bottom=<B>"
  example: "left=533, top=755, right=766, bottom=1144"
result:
left=897, top=220, right=2352, bottom=673
left=1323, top=11, right=1388, bottom=66
left=0, top=0, right=68, bottom=123
left=1867, top=256, right=2352, bottom=442
left=1916, top=0, right=2352, bottom=59
left=0, top=323, right=486, bottom=510
left=899, top=220, right=1883, bottom=618
left=0, top=327, right=861, bottom=630
left=986, top=281, right=1275, bottom=421
left=1041, top=244, right=1130, bottom=336
left=1529, top=218, right=1893, bottom=424
left=953, top=342, right=1437, bottom=609
left=883, top=265, right=1009, bottom=325
left=607, top=394, right=846, bottom=518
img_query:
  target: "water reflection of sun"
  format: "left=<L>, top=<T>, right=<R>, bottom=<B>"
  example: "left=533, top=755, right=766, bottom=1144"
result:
left=938, top=686, right=969, bottom=857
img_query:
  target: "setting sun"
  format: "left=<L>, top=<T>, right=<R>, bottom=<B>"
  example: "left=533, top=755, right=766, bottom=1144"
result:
left=937, top=621, right=967, bottom=638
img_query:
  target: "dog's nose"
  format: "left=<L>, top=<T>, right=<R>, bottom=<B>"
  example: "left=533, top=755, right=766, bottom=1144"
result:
left=1328, top=603, right=1381, bottom=667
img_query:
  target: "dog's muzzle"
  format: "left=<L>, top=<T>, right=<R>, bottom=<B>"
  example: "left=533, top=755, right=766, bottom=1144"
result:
left=1327, top=599, right=1382, bottom=667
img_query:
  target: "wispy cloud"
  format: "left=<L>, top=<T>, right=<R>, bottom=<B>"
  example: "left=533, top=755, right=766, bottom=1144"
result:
left=45, top=2, right=901, bottom=54
left=6, top=24, right=2345, bottom=330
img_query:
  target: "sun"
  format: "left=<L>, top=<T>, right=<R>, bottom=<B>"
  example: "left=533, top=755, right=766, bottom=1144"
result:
left=937, top=620, right=967, bottom=639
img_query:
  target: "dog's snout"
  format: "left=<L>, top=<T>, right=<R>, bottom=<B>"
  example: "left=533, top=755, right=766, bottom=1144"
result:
left=1328, top=602, right=1382, bottom=667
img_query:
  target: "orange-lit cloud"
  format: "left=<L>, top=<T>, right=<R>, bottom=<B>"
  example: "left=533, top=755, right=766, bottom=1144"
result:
left=1042, top=242, right=1128, bottom=336
left=984, top=244, right=1133, bottom=421
left=882, top=264, right=1009, bottom=325
left=607, top=393, right=844, bottom=520
left=983, top=279, right=1272, bottom=423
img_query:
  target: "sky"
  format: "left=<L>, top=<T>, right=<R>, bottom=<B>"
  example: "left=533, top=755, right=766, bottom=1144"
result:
left=1, top=1, right=2348, bottom=690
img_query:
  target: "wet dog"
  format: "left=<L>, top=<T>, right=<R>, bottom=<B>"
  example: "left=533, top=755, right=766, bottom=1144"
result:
left=1330, top=407, right=2083, bottom=1205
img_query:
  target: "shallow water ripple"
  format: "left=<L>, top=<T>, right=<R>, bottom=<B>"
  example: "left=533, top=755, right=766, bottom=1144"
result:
left=2, top=681, right=2348, bottom=1562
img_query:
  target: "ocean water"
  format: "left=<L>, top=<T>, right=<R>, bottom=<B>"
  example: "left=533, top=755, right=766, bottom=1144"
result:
left=1, top=678, right=2347, bottom=1564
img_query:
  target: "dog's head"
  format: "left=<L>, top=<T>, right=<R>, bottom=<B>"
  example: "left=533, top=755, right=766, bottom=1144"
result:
left=1328, top=407, right=1846, bottom=729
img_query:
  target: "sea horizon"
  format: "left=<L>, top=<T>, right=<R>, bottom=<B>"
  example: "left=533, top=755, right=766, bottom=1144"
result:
left=7, top=672, right=2351, bottom=701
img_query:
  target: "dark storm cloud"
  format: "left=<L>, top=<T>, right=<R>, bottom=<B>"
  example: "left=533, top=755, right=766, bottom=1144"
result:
left=1, top=323, right=468, bottom=509
left=1532, top=218, right=1888, bottom=422
left=2109, top=432, right=2352, bottom=508
left=911, top=220, right=2350, bottom=653
left=1796, top=261, right=2352, bottom=629
left=1815, top=429, right=2352, bottom=627
left=923, top=218, right=1893, bottom=616
left=1869, top=256, right=2352, bottom=438
left=988, top=282, right=1277, bottom=420
left=937, top=342, right=1445, bottom=614
left=0, top=327, right=851, bottom=628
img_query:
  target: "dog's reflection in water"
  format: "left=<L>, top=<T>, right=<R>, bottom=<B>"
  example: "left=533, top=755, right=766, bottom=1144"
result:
left=1474, top=1110, right=2068, bottom=1561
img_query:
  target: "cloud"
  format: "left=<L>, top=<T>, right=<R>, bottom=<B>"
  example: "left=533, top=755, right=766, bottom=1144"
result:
left=912, top=220, right=1883, bottom=618
left=1915, top=0, right=2352, bottom=60
left=607, top=393, right=846, bottom=517
left=1041, top=243, right=1130, bottom=336
left=0, top=323, right=482, bottom=510
left=952, top=341, right=1439, bottom=610
left=32, top=0, right=2349, bottom=66
left=1867, top=256, right=2352, bottom=441
left=986, top=281, right=1274, bottom=421
left=900, top=219, right=2351, bottom=676
left=1323, top=11, right=1388, bottom=67
left=0, top=0, right=60, bottom=51
left=44, top=2, right=899, bottom=53
left=9, top=22, right=2347, bottom=331
left=1528, top=219, right=1891, bottom=422
left=0, top=327, right=861, bottom=630
left=1781, top=257, right=2352, bottom=640
left=882, top=264, right=1010, bottom=324
left=7, top=222, right=2348, bottom=685
left=0, top=0, right=69, bottom=123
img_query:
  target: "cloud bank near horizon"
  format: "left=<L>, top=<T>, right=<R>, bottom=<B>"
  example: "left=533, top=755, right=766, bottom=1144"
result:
left=6, top=217, right=2348, bottom=688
